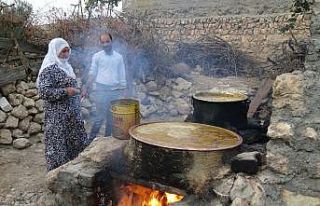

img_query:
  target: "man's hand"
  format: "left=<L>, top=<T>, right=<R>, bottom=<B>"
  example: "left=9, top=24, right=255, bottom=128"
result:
left=66, top=87, right=80, bottom=96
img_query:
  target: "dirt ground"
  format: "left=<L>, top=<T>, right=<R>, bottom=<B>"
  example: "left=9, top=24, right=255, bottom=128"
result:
left=0, top=143, right=47, bottom=205
left=0, top=75, right=261, bottom=206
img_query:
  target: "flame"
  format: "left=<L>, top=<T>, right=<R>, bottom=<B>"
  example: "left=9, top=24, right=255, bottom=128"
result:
left=117, top=184, right=184, bottom=206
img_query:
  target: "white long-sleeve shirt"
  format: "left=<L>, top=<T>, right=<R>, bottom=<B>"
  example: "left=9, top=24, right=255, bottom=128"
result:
left=89, top=50, right=126, bottom=88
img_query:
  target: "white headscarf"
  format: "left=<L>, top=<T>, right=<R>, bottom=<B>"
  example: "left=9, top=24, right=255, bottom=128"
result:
left=36, top=38, right=76, bottom=87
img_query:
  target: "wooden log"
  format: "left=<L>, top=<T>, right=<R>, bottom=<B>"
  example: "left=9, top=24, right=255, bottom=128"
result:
left=247, top=78, right=273, bottom=118
left=0, top=65, right=26, bottom=86
left=29, top=61, right=42, bottom=75
left=0, top=37, right=13, bottom=50
left=0, top=37, right=43, bottom=53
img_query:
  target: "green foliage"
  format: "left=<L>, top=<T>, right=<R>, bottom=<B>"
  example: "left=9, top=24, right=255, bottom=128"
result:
left=84, top=0, right=120, bottom=15
left=280, top=0, right=311, bottom=33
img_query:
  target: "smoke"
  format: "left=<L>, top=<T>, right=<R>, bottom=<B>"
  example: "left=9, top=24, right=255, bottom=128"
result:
left=68, top=25, right=154, bottom=90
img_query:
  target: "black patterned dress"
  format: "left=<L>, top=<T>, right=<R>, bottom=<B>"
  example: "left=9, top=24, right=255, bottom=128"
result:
left=38, top=64, right=87, bottom=171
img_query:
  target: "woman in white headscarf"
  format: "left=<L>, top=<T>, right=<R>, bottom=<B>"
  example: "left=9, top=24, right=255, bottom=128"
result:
left=37, top=38, right=87, bottom=171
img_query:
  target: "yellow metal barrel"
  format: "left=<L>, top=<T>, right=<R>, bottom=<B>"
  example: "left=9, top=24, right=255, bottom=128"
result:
left=110, top=99, right=140, bottom=140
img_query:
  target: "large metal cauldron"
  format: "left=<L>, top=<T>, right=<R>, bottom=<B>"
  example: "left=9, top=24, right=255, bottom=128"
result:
left=192, top=91, right=250, bottom=130
left=126, top=122, right=243, bottom=193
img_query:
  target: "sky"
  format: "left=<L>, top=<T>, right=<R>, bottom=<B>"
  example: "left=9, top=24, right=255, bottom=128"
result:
left=3, top=0, right=122, bottom=18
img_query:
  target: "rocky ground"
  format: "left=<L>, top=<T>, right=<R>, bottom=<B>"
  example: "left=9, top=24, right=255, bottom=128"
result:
left=0, top=74, right=261, bottom=205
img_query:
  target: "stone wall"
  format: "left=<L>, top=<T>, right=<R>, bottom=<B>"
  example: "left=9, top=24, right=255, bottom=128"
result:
left=123, top=0, right=292, bottom=17
left=255, top=1, right=320, bottom=204
left=0, top=81, right=44, bottom=149
left=142, top=14, right=310, bottom=61
left=124, top=0, right=311, bottom=64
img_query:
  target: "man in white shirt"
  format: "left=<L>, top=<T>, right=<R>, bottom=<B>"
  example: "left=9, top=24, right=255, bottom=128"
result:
left=83, top=33, right=127, bottom=140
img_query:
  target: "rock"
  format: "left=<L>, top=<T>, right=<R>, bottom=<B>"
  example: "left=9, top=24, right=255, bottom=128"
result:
left=1, top=83, right=16, bottom=96
left=32, top=95, right=40, bottom=101
left=174, top=98, right=191, bottom=115
left=140, top=97, right=150, bottom=105
left=148, top=91, right=161, bottom=96
left=273, top=73, right=304, bottom=97
left=136, top=92, right=147, bottom=102
left=231, top=152, right=262, bottom=175
left=5, top=115, right=19, bottom=128
left=24, top=89, right=38, bottom=98
left=172, top=90, right=184, bottom=98
left=231, top=197, right=250, bottom=206
left=33, top=113, right=44, bottom=124
left=28, top=122, right=42, bottom=135
left=35, top=100, right=44, bottom=112
left=0, top=110, right=7, bottom=123
left=46, top=137, right=126, bottom=206
left=140, top=104, right=157, bottom=118
left=13, top=138, right=32, bottom=149
left=135, top=83, right=147, bottom=93
left=272, top=73, right=305, bottom=113
left=0, top=129, right=12, bottom=144
left=28, top=82, right=36, bottom=89
left=12, top=129, right=24, bottom=138
left=0, top=97, right=13, bottom=112
left=11, top=105, right=29, bottom=119
left=16, top=81, right=29, bottom=94
left=19, top=117, right=31, bottom=132
left=8, top=93, right=24, bottom=106
left=81, top=98, right=92, bottom=108
left=267, top=122, right=294, bottom=140
left=23, top=97, right=36, bottom=108
left=28, top=107, right=39, bottom=115
left=282, top=190, right=320, bottom=206
left=169, top=109, right=179, bottom=116
left=230, top=176, right=265, bottom=206
left=30, top=133, right=44, bottom=144
left=304, top=127, right=318, bottom=140
left=266, top=152, right=289, bottom=174
left=36, top=191, right=56, bottom=206
left=172, top=77, right=192, bottom=91
left=145, top=81, right=158, bottom=92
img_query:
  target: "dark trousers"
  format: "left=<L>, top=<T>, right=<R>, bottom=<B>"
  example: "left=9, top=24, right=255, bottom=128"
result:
left=89, top=84, right=122, bottom=139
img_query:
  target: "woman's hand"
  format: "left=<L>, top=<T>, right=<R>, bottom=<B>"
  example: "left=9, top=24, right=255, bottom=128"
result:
left=66, top=87, right=80, bottom=96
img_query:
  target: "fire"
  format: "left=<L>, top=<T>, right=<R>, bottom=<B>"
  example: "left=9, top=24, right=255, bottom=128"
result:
left=117, top=183, right=184, bottom=206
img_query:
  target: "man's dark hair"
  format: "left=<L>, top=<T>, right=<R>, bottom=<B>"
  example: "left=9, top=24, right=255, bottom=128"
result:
left=100, top=32, right=113, bottom=41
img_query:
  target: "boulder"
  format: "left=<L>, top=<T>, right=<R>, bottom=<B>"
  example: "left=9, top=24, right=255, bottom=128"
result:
left=0, top=129, right=12, bottom=144
left=16, top=81, right=29, bottom=94
left=23, top=97, right=36, bottom=108
left=8, top=93, right=24, bottom=106
left=0, top=97, right=13, bottom=112
left=28, top=122, right=42, bottom=135
left=35, top=100, right=44, bottom=112
left=5, top=115, right=19, bottom=128
left=11, top=105, right=29, bottom=119
left=33, top=113, right=44, bottom=124
left=19, top=116, right=32, bottom=132
left=0, top=110, right=7, bottom=123
left=13, top=138, right=32, bottom=149
left=231, top=152, right=262, bottom=175
left=1, top=83, right=16, bottom=96
left=24, top=89, right=38, bottom=98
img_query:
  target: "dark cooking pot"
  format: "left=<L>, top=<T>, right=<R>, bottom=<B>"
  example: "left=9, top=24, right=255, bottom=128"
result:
left=192, top=91, right=250, bottom=130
